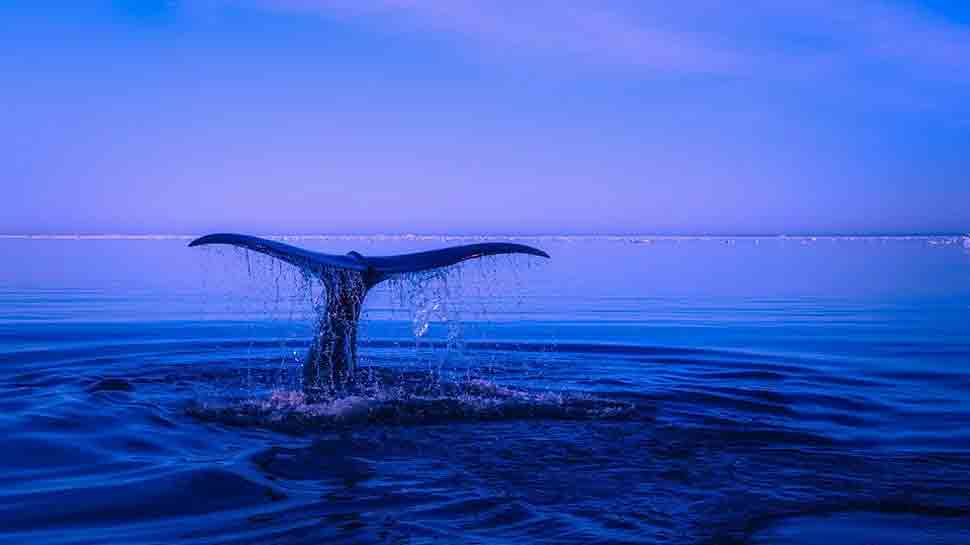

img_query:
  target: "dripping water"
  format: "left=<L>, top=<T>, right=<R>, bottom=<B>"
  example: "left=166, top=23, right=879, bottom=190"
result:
left=185, top=248, right=593, bottom=428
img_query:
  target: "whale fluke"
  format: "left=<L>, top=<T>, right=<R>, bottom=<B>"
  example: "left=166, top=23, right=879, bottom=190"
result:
left=190, top=233, right=549, bottom=394
left=190, top=233, right=548, bottom=284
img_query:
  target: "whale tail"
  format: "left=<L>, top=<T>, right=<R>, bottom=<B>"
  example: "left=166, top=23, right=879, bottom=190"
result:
left=189, top=234, right=549, bottom=393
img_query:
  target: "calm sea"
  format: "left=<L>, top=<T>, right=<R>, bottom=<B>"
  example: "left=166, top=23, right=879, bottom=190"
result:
left=1, top=236, right=969, bottom=544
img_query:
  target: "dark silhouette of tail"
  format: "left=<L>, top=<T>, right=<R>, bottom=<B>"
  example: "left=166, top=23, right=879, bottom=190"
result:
left=189, top=234, right=549, bottom=394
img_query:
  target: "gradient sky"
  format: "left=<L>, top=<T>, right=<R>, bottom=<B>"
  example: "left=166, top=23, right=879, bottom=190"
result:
left=2, top=1, right=968, bottom=235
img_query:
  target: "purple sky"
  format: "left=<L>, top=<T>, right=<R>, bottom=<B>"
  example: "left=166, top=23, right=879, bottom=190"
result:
left=2, top=1, right=968, bottom=234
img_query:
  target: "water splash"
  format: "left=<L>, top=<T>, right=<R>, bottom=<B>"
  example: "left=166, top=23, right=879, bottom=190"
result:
left=188, top=376, right=637, bottom=434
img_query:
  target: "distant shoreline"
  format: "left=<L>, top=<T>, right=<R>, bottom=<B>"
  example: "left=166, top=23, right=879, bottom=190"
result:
left=1, top=234, right=967, bottom=241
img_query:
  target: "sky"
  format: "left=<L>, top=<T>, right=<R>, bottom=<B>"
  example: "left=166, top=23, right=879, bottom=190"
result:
left=1, top=1, right=968, bottom=235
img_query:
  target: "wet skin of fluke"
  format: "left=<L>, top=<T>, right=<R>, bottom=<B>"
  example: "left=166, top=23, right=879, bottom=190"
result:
left=1, top=237, right=969, bottom=544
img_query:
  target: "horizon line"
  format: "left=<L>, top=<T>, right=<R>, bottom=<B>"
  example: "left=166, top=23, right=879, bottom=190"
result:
left=1, top=233, right=968, bottom=241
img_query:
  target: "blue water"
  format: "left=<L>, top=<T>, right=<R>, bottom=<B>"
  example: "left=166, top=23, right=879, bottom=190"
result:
left=1, top=236, right=969, bottom=544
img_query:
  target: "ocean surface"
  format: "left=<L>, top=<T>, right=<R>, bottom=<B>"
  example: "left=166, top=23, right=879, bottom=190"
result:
left=1, top=236, right=969, bottom=544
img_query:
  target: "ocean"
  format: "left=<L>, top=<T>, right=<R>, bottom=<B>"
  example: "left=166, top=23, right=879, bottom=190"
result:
left=1, top=236, right=969, bottom=544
